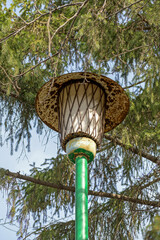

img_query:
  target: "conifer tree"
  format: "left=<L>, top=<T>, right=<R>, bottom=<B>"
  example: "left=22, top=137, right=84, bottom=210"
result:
left=0, top=0, right=160, bottom=239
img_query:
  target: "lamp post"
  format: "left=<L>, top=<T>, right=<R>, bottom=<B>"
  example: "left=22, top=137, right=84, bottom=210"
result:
left=35, top=72, right=129, bottom=239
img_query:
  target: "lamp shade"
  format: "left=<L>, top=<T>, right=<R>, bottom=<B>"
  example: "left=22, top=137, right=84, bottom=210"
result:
left=35, top=72, right=129, bottom=151
left=58, top=81, right=105, bottom=149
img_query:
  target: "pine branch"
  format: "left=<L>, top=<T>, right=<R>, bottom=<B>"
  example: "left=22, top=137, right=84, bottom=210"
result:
left=128, top=168, right=160, bottom=193
left=12, top=0, right=89, bottom=78
left=0, top=2, right=83, bottom=44
left=106, top=0, right=144, bottom=19
left=0, top=87, right=19, bottom=99
left=0, top=66, right=19, bottom=96
left=50, top=0, right=86, bottom=42
left=139, top=177, right=160, bottom=191
left=23, top=219, right=75, bottom=240
left=110, top=45, right=150, bottom=59
left=124, top=79, right=146, bottom=89
left=105, top=134, right=160, bottom=166
left=3, top=169, right=160, bottom=208
left=47, top=12, right=52, bottom=57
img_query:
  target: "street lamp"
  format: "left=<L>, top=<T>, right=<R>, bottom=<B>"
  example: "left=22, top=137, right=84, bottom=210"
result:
left=35, top=72, right=129, bottom=240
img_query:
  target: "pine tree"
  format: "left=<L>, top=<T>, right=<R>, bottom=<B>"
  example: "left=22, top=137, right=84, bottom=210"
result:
left=0, top=0, right=160, bottom=239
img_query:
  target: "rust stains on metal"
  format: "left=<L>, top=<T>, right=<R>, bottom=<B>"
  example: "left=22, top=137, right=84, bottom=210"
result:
left=35, top=72, right=129, bottom=135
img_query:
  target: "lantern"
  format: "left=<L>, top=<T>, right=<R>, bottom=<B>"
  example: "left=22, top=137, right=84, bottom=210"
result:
left=35, top=72, right=129, bottom=239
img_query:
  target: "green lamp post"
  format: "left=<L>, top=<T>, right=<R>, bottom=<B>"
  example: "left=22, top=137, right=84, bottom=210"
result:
left=35, top=72, right=129, bottom=239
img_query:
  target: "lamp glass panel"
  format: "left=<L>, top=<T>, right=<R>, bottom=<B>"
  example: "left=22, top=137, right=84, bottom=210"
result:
left=58, top=82, right=105, bottom=147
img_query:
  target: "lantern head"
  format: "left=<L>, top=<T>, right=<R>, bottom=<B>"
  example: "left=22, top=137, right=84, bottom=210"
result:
left=35, top=72, right=129, bottom=161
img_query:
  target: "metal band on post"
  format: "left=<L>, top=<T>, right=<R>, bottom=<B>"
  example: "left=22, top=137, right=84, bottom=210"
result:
left=66, top=137, right=96, bottom=163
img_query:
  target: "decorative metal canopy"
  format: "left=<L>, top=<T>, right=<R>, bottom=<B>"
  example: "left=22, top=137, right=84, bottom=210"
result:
left=35, top=72, right=129, bottom=149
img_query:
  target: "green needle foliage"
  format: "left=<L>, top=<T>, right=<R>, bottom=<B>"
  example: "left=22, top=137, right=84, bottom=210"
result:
left=0, top=0, right=160, bottom=239
left=144, top=215, right=160, bottom=240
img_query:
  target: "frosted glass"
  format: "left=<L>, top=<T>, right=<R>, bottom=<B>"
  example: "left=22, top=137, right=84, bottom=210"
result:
left=58, top=82, right=105, bottom=148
